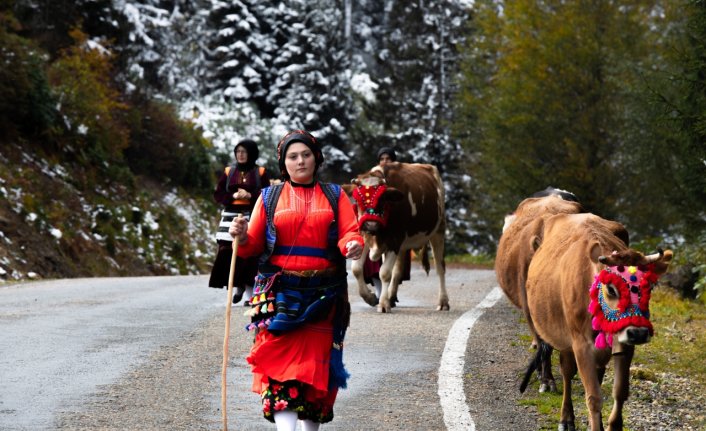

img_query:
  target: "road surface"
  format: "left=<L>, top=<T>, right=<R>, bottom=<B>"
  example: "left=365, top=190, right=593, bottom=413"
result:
left=0, top=267, right=538, bottom=430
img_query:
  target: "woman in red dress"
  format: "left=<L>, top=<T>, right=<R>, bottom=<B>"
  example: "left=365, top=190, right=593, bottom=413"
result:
left=229, top=130, right=363, bottom=431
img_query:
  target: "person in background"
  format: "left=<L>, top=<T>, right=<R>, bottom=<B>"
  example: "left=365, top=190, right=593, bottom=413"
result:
left=209, top=139, right=269, bottom=304
left=229, top=130, right=363, bottom=431
left=361, top=147, right=411, bottom=300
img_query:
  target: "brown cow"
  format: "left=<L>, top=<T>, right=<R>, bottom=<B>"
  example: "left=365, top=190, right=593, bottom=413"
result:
left=495, top=190, right=585, bottom=393
left=346, top=162, right=447, bottom=313
left=525, top=212, right=673, bottom=431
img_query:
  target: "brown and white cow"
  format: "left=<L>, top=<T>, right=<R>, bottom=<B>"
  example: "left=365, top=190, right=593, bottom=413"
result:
left=495, top=189, right=585, bottom=393
left=525, top=212, right=672, bottom=431
left=346, top=162, right=447, bottom=313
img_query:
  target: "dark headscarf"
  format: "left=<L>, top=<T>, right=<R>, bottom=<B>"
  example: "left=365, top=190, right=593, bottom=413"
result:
left=276, top=130, right=324, bottom=180
left=234, top=139, right=259, bottom=171
left=377, top=146, right=397, bottom=162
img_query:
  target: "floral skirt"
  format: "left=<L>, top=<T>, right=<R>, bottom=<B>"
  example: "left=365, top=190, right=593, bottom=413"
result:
left=260, top=378, right=337, bottom=423
left=248, top=320, right=339, bottom=423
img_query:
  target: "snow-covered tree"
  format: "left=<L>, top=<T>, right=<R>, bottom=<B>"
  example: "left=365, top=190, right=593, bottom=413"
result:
left=115, top=0, right=211, bottom=100
left=263, top=0, right=358, bottom=180
left=206, top=0, right=275, bottom=116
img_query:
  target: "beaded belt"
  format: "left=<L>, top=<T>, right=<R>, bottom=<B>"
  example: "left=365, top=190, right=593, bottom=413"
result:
left=278, top=272, right=344, bottom=288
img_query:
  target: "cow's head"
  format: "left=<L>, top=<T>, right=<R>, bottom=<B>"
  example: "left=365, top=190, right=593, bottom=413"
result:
left=349, top=169, right=404, bottom=234
left=588, top=249, right=673, bottom=349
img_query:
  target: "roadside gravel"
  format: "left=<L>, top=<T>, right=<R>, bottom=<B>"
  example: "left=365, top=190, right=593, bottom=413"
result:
left=464, top=296, right=539, bottom=430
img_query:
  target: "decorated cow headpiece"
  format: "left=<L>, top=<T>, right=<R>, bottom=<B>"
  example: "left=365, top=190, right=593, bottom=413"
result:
left=352, top=180, right=390, bottom=228
left=588, top=250, right=669, bottom=349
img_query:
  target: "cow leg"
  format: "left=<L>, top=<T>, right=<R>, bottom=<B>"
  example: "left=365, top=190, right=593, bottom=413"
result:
left=387, top=252, right=405, bottom=307
left=524, top=305, right=556, bottom=393
left=558, top=350, right=577, bottom=431
left=372, top=277, right=383, bottom=299
left=352, top=243, right=378, bottom=306
left=607, top=344, right=635, bottom=431
left=429, top=232, right=449, bottom=311
left=377, top=251, right=397, bottom=313
left=572, top=340, right=604, bottom=431
left=539, top=344, right=557, bottom=393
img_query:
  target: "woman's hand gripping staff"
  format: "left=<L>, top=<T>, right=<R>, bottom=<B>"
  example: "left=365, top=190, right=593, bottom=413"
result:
left=229, top=215, right=249, bottom=244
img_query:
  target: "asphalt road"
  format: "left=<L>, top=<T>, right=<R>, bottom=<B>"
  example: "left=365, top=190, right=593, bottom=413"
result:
left=0, top=267, right=538, bottom=430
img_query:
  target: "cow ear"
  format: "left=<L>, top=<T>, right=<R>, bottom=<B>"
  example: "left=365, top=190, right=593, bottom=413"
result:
left=530, top=235, right=541, bottom=253
left=381, top=187, right=405, bottom=203
left=591, top=243, right=604, bottom=264
left=341, top=183, right=356, bottom=196
left=527, top=218, right=544, bottom=254
left=662, top=249, right=674, bottom=263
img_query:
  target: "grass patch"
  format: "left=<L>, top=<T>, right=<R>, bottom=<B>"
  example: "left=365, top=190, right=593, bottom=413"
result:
left=632, top=286, right=706, bottom=384
left=445, top=253, right=495, bottom=268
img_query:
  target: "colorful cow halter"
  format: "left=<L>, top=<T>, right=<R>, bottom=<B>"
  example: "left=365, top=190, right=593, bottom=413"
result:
left=588, top=264, right=660, bottom=349
left=352, top=184, right=389, bottom=228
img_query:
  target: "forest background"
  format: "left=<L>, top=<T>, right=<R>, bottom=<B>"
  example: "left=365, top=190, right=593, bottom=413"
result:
left=0, top=0, right=704, bottom=297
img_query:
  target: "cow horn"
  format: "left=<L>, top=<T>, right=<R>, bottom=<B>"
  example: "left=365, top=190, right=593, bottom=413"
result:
left=352, top=178, right=361, bottom=185
left=643, top=248, right=664, bottom=263
left=598, top=255, right=608, bottom=264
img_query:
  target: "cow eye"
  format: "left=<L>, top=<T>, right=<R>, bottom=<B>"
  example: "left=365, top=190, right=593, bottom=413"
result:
left=605, top=284, right=619, bottom=299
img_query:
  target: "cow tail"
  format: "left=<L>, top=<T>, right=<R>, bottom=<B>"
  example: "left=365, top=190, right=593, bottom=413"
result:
left=421, top=244, right=430, bottom=275
left=519, top=340, right=552, bottom=393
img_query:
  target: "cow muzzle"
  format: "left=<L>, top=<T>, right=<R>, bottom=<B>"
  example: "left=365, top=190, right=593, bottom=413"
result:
left=617, top=326, right=652, bottom=345
left=361, top=220, right=380, bottom=234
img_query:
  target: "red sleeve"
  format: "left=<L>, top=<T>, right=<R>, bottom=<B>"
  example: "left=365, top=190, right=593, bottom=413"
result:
left=236, top=195, right=266, bottom=258
left=336, top=188, right=364, bottom=255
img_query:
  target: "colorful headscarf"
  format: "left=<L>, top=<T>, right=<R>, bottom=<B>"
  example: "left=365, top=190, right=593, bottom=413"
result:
left=276, top=130, right=324, bottom=180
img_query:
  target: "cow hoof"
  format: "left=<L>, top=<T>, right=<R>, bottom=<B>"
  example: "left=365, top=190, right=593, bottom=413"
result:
left=558, top=421, right=576, bottom=431
left=377, top=304, right=392, bottom=313
left=362, top=295, right=379, bottom=307
left=539, top=381, right=557, bottom=393
left=436, top=304, right=450, bottom=311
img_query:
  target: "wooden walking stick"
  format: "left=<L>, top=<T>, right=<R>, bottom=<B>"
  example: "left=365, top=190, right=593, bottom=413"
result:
left=221, top=213, right=242, bottom=431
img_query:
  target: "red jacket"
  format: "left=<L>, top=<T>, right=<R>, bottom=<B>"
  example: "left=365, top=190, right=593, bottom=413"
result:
left=238, top=182, right=363, bottom=272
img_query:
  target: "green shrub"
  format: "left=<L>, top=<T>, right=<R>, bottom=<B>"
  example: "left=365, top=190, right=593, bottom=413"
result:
left=124, top=97, right=213, bottom=193
left=0, top=11, right=55, bottom=138
left=48, top=28, right=128, bottom=164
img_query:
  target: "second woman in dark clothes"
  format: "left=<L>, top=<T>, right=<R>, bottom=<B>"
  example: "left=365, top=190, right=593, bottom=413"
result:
left=209, top=138, right=270, bottom=304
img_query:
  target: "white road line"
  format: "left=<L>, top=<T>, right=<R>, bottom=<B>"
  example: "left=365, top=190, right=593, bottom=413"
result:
left=438, top=286, right=504, bottom=431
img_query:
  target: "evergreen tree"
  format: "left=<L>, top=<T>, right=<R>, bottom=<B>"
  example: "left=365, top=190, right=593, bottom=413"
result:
left=265, top=0, right=357, bottom=181
left=206, top=0, right=275, bottom=115
left=353, top=0, right=473, bottom=251
left=117, top=0, right=211, bottom=100
left=13, top=0, right=123, bottom=57
left=648, top=0, right=706, bottom=238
